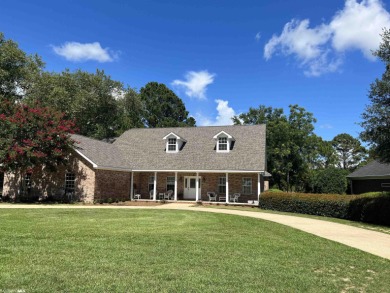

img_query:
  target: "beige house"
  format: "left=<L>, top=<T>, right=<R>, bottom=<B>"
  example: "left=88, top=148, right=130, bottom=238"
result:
left=2, top=125, right=269, bottom=203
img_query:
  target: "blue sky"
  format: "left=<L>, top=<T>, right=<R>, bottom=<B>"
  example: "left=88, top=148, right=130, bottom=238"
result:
left=2, top=0, right=390, bottom=141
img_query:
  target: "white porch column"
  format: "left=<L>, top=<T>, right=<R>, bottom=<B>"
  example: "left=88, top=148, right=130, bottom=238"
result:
left=195, top=172, right=199, bottom=201
left=153, top=172, right=157, bottom=201
left=130, top=172, right=134, bottom=200
left=226, top=172, right=229, bottom=203
left=258, top=172, right=261, bottom=202
left=174, top=172, right=178, bottom=201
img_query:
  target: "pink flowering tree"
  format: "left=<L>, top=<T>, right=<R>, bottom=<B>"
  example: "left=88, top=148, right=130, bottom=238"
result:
left=0, top=101, right=76, bottom=196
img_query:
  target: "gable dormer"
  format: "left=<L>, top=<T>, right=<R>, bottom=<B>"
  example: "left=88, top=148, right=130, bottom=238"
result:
left=213, top=131, right=235, bottom=153
left=163, top=132, right=186, bottom=153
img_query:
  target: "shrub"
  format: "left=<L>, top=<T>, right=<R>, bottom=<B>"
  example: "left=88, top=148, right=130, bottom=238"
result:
left=259, top=191, right=390, bottom=226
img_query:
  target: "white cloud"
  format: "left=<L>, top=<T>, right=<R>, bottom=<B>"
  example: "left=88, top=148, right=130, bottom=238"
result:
left=264, top=0, right=390, bottom=76
left=255, top=32, right=262, bottom=41
left=172, top=70, right=215, bottom=100
left=52, top=42, right=117, bottom=62
left=320, top=123, right=333, bottom=129
left=196, top=99, right=236, bottom=126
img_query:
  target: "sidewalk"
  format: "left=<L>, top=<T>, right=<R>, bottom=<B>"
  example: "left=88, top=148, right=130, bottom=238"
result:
left=1, top=202, right=389, bottom=260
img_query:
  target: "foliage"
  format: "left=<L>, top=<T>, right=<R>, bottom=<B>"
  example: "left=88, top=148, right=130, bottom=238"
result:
left=360, top=28, right=390, bottom=163
left=0, top=32, right=44, bottom=102
left=140, top=82, right=196, bottom=128
left=260, top=191, right=390, bottom=226
left=0, top=101, right=76, bottom=175
left=332, top=133, right=367, bottom=170
left=233, top=104, right=319, bottom=191
left=1, top=209, right=389, bottom=292
left=116, top=88, right=144, bottom=134
left=26, top=69, right=128, bottom=139
left=307, top=168, right=348, bottom=194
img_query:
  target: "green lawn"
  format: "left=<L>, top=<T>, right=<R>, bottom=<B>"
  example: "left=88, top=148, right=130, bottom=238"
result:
left=0, top=209, right=389, bottom=292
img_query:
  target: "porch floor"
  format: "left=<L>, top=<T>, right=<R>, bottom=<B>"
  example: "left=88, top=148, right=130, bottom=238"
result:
left=131, top=199, right=259, bottom=207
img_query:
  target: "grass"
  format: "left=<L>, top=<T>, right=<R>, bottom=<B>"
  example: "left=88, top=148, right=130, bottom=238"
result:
left=201, top=204, right=390, bottom=235
left=0, top=209, right=389, bottom=292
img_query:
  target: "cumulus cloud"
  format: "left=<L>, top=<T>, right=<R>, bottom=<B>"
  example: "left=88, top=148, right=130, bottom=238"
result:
left=196, top=99, right=236, bottom=126
left=52, top=42, right=117, bottom=62
left=172, top=70, right=215, bottom=100
left=264, top=0, right=390, bottom=76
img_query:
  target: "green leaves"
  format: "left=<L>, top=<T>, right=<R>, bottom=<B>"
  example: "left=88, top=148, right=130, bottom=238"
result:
left=360, top=28, right=390, bottom=163
left=140, top=82, right=195, bottom=128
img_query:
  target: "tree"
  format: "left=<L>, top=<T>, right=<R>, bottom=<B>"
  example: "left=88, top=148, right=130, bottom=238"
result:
left=332, top=133, right=367, bottom=171
left=27, top=69, right=124, bottom=139
left=116, top=88, right=144, bottom=135
left=0, top=32, right=44, bottom=102
left=234, top=104, right=319, bottom=191
left=0, top=102, right=76, bottom=195
left=360, top=28, right=390, bottom=163
left=140, top=82, right=196, bottom=128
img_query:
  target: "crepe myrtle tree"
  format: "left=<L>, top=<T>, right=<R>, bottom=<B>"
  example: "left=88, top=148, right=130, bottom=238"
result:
left=0, top=101, right=76, bottom=197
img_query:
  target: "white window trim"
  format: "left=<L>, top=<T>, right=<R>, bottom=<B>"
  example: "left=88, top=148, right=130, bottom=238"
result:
left=242, top=177, right=252, bottom=195
left=163, top=132, right=185, bottom=153
left=213, top=131, right=235, bottom=153
left=167, top=138, right=178, bottom=153
left=217, top=136, right=229, bottom=153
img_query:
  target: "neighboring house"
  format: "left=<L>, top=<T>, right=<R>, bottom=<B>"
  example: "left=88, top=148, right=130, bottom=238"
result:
left=2, top=125, right=269, bottom=203
left=347, top=160, right=390, bottom=194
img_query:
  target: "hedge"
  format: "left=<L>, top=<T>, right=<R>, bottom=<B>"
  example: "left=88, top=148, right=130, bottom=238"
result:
left=259, top=191, right=390, bottom=226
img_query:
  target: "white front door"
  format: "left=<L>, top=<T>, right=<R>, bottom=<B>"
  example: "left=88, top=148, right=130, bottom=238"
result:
left=183, top=176, right=201, bottom=200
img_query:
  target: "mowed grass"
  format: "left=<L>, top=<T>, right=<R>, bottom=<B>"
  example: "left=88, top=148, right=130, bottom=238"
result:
left=0, top=209, right=389, bottom=292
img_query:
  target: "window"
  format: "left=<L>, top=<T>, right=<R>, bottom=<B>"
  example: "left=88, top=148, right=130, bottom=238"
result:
left=65, top=173, right=75, bottom=193
left=167, top=138, right=177, bottom=152
left=218, top=137, right=228, bottom=151
left=148, top=176, right=155, bottom=191
left=166, top=176, right=175, bottom=191
left=0, top=172, right=3, bottom=192
left=242, top=178, right=252, bottom=194
left=23, top=173, right=32, bottom=194
left=218, top=177, right=226, bottom=194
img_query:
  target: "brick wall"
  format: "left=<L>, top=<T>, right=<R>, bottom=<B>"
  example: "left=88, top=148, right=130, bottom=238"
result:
left=134, top=172, right=266, bottom=202
left=94, top=170, right=131, bottom=201
left=2, top=153, right=95, bottom=202
left=351, top=178, right=390, bottom=194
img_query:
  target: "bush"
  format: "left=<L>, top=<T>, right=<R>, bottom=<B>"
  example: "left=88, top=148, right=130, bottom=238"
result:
left=259, top=191, right=390, bottom=226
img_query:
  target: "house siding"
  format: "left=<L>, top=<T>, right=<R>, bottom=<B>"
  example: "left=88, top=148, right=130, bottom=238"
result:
left=351, top=178, right=390, bottom=194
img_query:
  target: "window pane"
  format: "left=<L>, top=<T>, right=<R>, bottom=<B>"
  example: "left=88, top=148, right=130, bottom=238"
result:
left=242, top=178, right=252, bottom=194
left=190, top=178, right=196, bottom=188
left=166, top=176, right=175, bottom=191
left=65, top=173, right=75, bottom=192
left=218, top=177, right=226, bottom=194
left=168, top=144, right=176, bottom=151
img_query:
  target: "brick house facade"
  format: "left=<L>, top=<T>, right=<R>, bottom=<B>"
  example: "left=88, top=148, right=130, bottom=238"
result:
left=1, top=125, right=270, bottom=203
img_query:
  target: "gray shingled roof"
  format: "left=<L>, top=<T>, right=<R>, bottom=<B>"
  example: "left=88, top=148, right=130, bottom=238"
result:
left=72, top=134, right=130, bottom=170
left=72, top=125, right=267, bottom=172
left=347, top=160, right=390, bottom=178
left=113, top=125, right=266, bottom=171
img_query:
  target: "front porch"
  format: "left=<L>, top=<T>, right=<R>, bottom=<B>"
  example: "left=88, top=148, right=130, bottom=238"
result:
left=129, top=171, right=267, bottom=204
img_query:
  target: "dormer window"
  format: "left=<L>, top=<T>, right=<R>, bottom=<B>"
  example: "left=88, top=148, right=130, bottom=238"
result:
left=168, top=138, right=177, bottom=151
left=218, top=137, right=228, bottom=151
left=163, top=132, right=186, bottom=153
left=213, top=131, right=235, bottom=153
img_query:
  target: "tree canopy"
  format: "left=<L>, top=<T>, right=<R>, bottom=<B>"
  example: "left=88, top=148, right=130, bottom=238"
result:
left=140, top=82, right=196, bottom=128
left=331, top=133, right=366, bottom=171
left=0, top=32, right=44, bottom=102
left=360, top=28, right=390, bottom=163
left=0, top=101, right=76, bottom=175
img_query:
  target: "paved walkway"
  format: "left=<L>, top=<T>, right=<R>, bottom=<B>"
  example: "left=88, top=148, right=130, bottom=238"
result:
left=1, top=203, right=389, bottom=260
